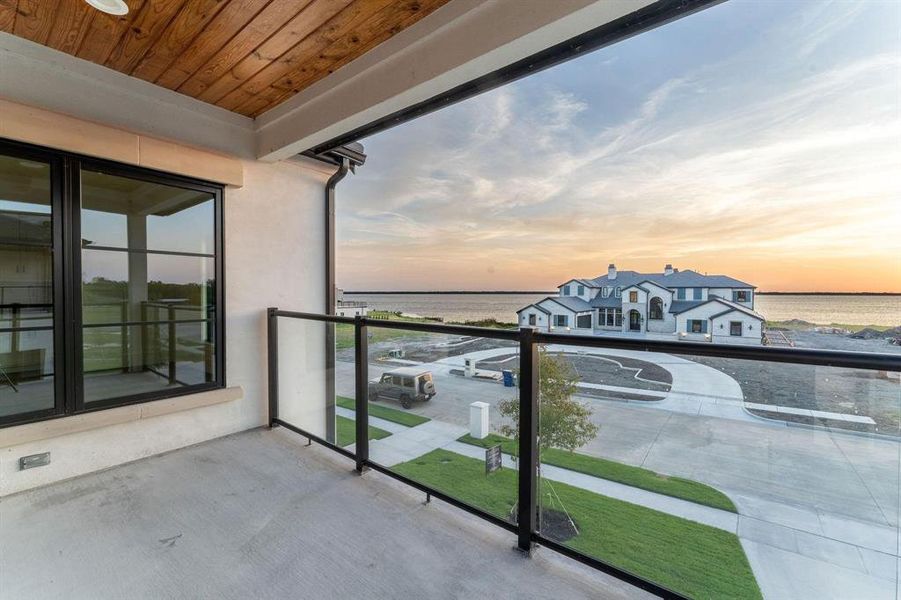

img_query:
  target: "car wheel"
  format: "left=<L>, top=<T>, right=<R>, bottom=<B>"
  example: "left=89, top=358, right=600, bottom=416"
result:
left=400, top=395, right=413, bottom=409
left=369, top=390, right=379, bottom=402
left=425, top=393, right=434, bottom=401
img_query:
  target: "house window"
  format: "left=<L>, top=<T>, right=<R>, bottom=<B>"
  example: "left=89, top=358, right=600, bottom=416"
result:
left=628, top=291, right=638, bottom=303
left=577, top=284, right=584, bottom=296
left=649, top=297, right=663, bottom=319
left=603, top=308, right=622, bottom=327
left=677, top=288, right=686, bottom=300
left=687, top=319, right=707, bottom=333
left=730, top=321, right=743, bottom=336
left=614, top=287, right=622, bottom=298
left=528, top=313, right=536, bottom=326
left=602, top=287, right=610, bottom=298
left=0, top=141, right=224, bottom=428
left=563, top=285, right=570, bottom=296
left=576, top=314, right=591, bottom=329
left=733, top=290, right=750, bottom=303
left=554, top=314, right=569, bottom=327
left=692, top=287, right=702, bottom=300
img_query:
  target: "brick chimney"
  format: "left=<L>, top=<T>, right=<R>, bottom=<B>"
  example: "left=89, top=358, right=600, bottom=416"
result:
left=608, top=263, right=617, bottom=280
left=664, top=264, right=674, bottom=276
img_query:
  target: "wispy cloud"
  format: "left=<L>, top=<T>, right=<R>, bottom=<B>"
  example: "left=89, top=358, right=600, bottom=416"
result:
left=338, top=0, right=901, bottom=292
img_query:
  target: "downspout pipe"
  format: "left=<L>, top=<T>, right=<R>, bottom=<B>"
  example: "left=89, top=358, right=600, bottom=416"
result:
left=323, top=157, right=350, bottom=444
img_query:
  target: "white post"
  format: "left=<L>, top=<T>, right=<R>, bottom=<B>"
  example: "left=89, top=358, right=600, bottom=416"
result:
left=469, top=401, right=490, bottom=439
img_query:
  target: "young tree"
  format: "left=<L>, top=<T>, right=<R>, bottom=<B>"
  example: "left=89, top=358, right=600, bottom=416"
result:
left=497, top=348, right=598, bottom=453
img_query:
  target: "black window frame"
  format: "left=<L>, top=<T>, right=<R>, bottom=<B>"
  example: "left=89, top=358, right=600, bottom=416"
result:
left=730, top=321, right=743, bottom=336
left=0, top=138, right=225, bottom=428
left=648, top=296, right=664, bottom=320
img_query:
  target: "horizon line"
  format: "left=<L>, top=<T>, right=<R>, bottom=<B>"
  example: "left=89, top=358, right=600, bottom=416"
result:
left=344, top=290, right=901, bottom=296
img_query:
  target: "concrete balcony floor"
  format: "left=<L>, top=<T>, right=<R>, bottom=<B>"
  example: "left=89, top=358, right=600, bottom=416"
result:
left=1, top=428, right=648, bottom=600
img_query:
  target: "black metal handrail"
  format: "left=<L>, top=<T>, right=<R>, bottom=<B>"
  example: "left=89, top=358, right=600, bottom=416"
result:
left=265, top=307, right=901, bottom=599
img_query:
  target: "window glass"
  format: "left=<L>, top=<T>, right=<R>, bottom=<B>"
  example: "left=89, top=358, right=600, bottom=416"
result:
left=730, top=321, right=743, bottom=336
left=563, top=285, right=570, bottom=296
left=629, top=291, right=638, bottom=303
left=80, top=168, right=217, bottom=405
left=0, top=153, right=55, bottom=420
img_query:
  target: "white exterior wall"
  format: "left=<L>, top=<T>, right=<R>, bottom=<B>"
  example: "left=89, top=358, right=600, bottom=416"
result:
left=538, top=299, right=579, bottom=333
left=642, top=282, right=675, bottom=334
left=518, top=308, right=549, bottom=329
left=709, top=287, right=754, bottom=309
left=676, top=302, right=762, bottom=344
left=0, top=157, right=331, bottom=496
left=558, top=280, right=592, bottom=301
left=711, top=311, right=763, bottom=345
left=620, top=286, right=648, bottom=331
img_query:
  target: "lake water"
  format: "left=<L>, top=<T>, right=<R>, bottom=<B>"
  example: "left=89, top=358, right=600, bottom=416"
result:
left=345, top=293, right=901, bottom=327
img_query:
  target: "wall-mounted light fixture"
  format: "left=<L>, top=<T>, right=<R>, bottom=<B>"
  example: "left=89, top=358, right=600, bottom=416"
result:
left=84, top=0, right=129, bottom=16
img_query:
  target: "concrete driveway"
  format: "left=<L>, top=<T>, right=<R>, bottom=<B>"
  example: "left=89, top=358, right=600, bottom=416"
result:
left=335, top=340, right=901, bottom=599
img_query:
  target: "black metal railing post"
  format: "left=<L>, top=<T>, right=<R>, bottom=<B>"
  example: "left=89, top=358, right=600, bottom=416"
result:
left=267, top=307, right=279, bottom=428
left=354, top=315, right=369, bottom=473
left=167, top=303, right=177, bottom=384
left=517, top=326, right=539, bottom=554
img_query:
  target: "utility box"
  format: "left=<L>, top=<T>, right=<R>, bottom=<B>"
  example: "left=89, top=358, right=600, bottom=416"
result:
left=469, top=401, right=490, bottom=439
left=464, top=358, right=475, bottom=377
left=502, top=370, right=515, bottom=387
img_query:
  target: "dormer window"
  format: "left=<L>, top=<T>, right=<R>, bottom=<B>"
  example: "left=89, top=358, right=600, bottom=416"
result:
left=615, top=287, right=622, bottom=298
left=602, top=287, right=610, bottom=298
left=733, top=290, right=750, bottom=303
left=563, top=285, right=571, bottom=296
left=577, top=284, right=585, bottom=296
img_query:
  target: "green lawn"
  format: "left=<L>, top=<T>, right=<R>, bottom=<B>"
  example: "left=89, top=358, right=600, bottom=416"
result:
left=394, top=450, right=760, bottom=600
left=459, top=434, right=736, bottom=513
left=335, top=312, right=440, bottom=349
left=336, top=395, right=430, bottom=427
left=336, top=415, right=391, bottom=447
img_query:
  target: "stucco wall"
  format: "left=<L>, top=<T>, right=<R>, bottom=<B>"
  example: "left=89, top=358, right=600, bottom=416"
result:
left=711, top=311, right=763, bottom=345
left=0, top=157, right=330, bottom=496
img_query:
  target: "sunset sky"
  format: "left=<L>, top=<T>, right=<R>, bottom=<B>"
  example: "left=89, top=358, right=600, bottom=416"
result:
left=337, top=0, right=901, bottom=293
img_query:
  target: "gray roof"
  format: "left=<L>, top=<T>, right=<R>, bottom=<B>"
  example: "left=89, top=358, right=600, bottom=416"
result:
left=544, top=296, right=593, bottom=313
left=589, top=269, right=754, bottom=290
left=516, top=303, right=550, bottom=315
left=669, top=300, right=707, bottom=314
left=589, top=294, right=621, bottom=309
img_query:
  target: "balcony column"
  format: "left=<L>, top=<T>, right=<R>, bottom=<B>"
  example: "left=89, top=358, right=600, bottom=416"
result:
left=126, top=213, right=147, bottom=373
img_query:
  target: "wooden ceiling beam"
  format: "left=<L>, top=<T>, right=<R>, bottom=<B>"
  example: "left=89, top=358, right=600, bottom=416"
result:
left=131, top=0, right=229, bottom=83
left=3, top=0, right=453, bottom=119
left=175, top=0, right=317, bottom=99
left=246, top=0, right=445, bottom=117
left=104, top=0, right=187, bottom=74
left=45, top=0, right=95, bottom=55
left=76, top=0, right=146, bottom=64
left=213, top=0, right=394, bottom=113
left=0, top=0, right=18, bottom=34
left=153, top=0, right=270, bottom=91
left=193, top=0, right=347, bottom=105
left=13, top=0, right=61, bottom=45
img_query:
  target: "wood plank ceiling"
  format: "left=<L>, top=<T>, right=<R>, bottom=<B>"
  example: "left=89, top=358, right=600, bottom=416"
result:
left=0, top=0, right=450, bottom=117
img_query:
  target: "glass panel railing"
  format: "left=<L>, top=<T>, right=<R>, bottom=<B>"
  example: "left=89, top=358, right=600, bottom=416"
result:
left=536, top=339, right=900, bottom=600
left=275, top=315, right=345, bottom=445
left=364, top=321, right=519, bottom=524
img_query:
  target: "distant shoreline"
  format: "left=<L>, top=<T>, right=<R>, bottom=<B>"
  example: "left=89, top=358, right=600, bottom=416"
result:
left=345, top=291, right=901, bottom=296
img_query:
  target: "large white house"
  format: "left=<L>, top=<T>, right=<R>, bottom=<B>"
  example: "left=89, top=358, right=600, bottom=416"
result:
left=518, top=264, right=765, bottom=344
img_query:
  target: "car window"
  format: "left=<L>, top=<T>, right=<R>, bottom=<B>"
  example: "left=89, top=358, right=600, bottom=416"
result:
left=403, top=377, right=414, bottom=388
left=380, top=374, right=392, bottom=384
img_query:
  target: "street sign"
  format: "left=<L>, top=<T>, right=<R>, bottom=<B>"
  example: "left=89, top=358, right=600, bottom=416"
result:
left=485, top=444, right=502, bottom=475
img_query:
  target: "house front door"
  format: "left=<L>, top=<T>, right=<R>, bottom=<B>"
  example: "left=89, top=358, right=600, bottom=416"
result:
left=629, top=310, right=641, bottom=331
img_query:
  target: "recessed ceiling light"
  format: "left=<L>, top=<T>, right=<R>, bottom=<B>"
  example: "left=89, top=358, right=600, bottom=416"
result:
left=84, top=0, right=129, bottom=16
